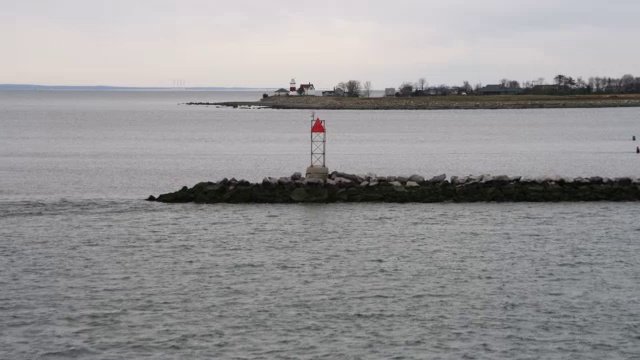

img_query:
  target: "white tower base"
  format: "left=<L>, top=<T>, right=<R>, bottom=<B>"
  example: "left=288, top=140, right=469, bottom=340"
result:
left=306, top=166, right=329, bottom=180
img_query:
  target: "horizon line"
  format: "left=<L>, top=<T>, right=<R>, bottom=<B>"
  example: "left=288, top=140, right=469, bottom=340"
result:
left=0, top=83, right=280, bottom=90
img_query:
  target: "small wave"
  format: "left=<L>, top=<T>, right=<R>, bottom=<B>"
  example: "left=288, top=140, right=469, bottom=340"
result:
left=41, top=346, right=98, bottom=358
left=231, top=263, right=263, bottom=268
left=277, top=264, right=301, bottom=270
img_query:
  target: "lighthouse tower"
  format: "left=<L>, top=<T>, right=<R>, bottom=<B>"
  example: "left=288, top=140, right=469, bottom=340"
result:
left=289, top=78, right=297, bottom=95
left=306, top=113, right=329, bottom=180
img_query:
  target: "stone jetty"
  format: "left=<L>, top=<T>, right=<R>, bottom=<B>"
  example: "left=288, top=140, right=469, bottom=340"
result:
left=148, top=172, right=640, bottom=203
left=188, top=94, right=640, bottom=110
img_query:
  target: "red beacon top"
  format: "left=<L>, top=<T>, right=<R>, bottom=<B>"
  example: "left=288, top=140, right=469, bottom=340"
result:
left=311, top=118, right=325, bottom=133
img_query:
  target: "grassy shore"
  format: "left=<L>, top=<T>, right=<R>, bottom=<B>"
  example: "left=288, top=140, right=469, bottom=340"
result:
left=195, top=94, right=640, bottom=110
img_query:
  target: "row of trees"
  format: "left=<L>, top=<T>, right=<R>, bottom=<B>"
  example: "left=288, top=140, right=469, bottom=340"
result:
left=495, top=74, right=640, bottom=95
left=334, top=80, right=373, bottom=97
left=391, top=73, right=640, bottom=97
left=397, top=78, right=475, bottom=97
left=549, top=74, right=640, bottom=94
left=328, top=74, right=640, bottom=98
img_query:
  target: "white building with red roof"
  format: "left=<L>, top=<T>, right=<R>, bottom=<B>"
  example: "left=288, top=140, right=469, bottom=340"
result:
left=289, top=78, right=315, bottom=96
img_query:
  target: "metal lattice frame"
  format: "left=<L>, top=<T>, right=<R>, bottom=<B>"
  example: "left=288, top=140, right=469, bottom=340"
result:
left=311, top=118, right=326, bottom=167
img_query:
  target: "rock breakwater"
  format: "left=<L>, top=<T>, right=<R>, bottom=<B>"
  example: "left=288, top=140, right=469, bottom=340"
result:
left=148, top=172, right=640, bottom=203
left=190, top=94, right=640, bottom=110
left=257, top=94, right=640, bottom=110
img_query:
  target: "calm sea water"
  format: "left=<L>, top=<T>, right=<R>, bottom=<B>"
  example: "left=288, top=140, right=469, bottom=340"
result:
left=1, top=90, right=640, bottom=359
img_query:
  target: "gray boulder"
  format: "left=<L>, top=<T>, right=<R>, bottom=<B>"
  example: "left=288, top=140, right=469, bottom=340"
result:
left=614, top=177, right=631, bottom=185
left=479, top=174, right=492, bottom=182
left=406, top=181, right=419, bottom=188
left=547, top=175, right=562, bottom=183
left=480, top=175, right=494, bottom=183
left=408, top=174, right=425, bottom=183
left=332, top=172, right=359, bottom=183
left=290, top=188, right=308, bottom=202
left=334, top=177, right=352, bottom=185
left=262, top=177, right=279, bottom=187
left=303, top=177, right=324, bottom=186
left=430, top=174, right=446, bottom=182
left=278, top=177, right=293, bottom=185
left=589, top=176, right=603, bottom=184
left=534, top=176, right=549, bottom=184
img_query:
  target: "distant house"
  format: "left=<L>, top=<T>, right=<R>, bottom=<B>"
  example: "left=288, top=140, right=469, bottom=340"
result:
left=476, top=85, right=524, bottom=95
left=299, top=83, right=316, bottom=96
left=322, top=87, right=345, bottom=97
left=385, top=88, right=396, bottom=97
left=273, top=88, right=289, bottom=96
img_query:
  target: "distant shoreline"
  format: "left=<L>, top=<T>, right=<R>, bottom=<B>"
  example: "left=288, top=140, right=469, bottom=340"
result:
left=191, top=94, right=640, bottom=110
left=0, top=84, right=275, bottom=91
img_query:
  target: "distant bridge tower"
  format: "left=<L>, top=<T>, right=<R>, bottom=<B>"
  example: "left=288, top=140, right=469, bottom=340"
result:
left=172, top=79, right=186, bottom=90
left=290, top=78, right=297, bottom=94
left=306, top=112, right=329, bottom=180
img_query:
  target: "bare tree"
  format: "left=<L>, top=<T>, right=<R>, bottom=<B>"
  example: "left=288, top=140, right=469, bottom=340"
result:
left=345, top=80, right=362, bottom=97
left=588, top=77, right=595, bottom=91
left=436, top=85, right=450, bottom=96
left=362, top=81, right=372, bottom=98
left=416, top=78, right=427, bottom=91
left=399, top=82, right=414, bottom=96
left=462, top=81, right=472, bottom=94
left=621, top=74, right=635, bottom=92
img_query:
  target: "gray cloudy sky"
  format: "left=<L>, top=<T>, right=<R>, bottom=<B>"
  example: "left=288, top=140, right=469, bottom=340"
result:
left=3, top=0, right=640, bottom=88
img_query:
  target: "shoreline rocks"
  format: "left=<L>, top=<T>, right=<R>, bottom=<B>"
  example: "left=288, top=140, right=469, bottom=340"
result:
left=148, top=172, right=640, bottom=204
left=186, top=94, right=640, bottom=111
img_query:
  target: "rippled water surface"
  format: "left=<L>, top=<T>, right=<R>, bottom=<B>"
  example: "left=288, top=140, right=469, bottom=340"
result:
left=1, top=91, right=640, bottom=359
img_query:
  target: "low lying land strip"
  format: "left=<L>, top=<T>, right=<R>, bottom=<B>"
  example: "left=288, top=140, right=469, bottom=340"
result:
left=148, top=172, right=640, bottom=203
left=187, top=94, right=640, bottom=110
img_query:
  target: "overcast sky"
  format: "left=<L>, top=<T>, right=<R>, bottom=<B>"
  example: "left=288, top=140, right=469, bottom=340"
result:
left=3, top=0, right=640, bottom=88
